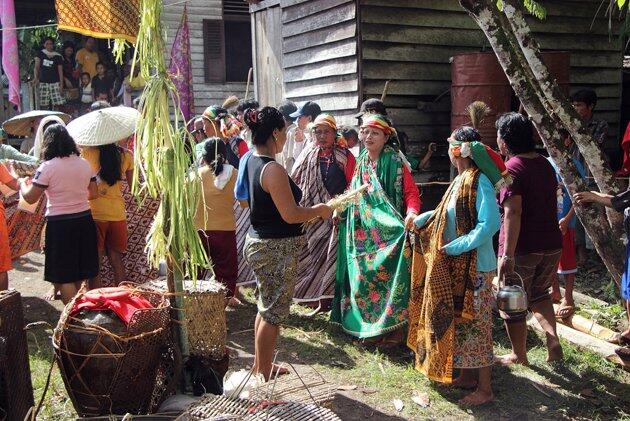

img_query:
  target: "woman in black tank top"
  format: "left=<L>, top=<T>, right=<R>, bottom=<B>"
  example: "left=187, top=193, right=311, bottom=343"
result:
left=242, top=106, right=332, bottom=382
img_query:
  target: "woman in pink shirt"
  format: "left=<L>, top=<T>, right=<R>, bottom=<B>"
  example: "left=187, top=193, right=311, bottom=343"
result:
left=20, top=124, right=99, bottom=304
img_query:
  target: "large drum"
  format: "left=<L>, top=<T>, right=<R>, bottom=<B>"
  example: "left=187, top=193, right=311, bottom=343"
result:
left=53, top=284, right=176, bottom=417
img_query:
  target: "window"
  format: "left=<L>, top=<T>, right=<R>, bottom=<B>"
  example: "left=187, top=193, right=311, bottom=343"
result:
left=203, top=0, right=252, bottom=83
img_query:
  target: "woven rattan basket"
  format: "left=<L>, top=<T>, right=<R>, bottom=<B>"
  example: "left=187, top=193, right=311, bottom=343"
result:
left=53, top=284, right=177, bottom=417
left=181, top=280, right=227, bottom=360
left=147, top=279, right=227, bottom=361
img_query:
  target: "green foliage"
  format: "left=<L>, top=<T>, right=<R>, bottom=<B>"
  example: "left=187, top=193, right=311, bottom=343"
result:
left=496, top=0, right=547, bottom=20
left=578, top=300, right=627, bottom=331
left=523, top=0, right=547, bottom=19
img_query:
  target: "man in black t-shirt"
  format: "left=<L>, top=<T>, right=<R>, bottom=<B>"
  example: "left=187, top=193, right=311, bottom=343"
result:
left=34, top=37, right=65, bottom=110
left=91, top=62, right=114, bottom=103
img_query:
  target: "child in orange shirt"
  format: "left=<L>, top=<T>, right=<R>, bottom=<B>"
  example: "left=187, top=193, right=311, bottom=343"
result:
left=0, top=163, right=19, bottom=290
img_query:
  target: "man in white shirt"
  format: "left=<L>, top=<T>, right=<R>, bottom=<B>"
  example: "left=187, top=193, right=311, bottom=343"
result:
left=289, top=101, right=321, bottom=166
left=276, top=100, right=297, bottom=171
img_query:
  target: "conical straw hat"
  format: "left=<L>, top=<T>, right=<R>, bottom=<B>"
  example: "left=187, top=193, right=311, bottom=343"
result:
left=67, top=106, right=140, bottom=147
left=3, top=110, right=70, bottom=137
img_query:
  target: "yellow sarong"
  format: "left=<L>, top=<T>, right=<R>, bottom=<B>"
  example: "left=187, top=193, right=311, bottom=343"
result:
left=407, top=168, right=480, bottom=383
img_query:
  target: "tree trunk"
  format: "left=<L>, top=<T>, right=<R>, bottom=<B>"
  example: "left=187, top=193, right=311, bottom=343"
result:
left=500, top=0, right=625, bottom=232
left=459, top=0, right=624, bottom=282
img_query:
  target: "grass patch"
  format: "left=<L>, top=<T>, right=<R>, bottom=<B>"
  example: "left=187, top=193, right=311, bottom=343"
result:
left=28, top=291, right=629, bottom=420
left=577, top=301, right=628, bottom=332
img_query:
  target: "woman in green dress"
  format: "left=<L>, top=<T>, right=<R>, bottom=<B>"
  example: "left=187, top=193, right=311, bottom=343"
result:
left=331, top=114, right=420, bottom=343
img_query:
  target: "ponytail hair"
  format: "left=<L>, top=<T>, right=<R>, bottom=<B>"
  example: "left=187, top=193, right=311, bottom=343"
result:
left=202, top=137, right=226, bottom=176
left=243, top=106, right=285, bottom=146
left=98, top=143, right=123, bottom=186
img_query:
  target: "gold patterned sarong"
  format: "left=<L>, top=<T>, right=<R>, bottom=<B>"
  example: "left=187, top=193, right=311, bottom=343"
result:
left=55, top=0, right=140, bottom=43
left=407, top=168, right=480, bottom=383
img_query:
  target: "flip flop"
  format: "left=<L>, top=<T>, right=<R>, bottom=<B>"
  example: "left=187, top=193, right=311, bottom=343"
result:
left=555, top=305, right=574, bottom=319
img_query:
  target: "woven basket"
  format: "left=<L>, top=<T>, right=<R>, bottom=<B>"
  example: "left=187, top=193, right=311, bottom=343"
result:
left=145, top=279, right=227, bottom=361
left=181, top=280, right=227, bottom=360
left=53, top=284, right=177, bottom=417
left=0, top=290, right=34, bottom=421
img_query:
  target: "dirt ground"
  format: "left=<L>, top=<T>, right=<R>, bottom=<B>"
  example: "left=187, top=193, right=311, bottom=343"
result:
left=11, top=251, right=402, bottom=420
left=11, top=250, right=630, bottom=420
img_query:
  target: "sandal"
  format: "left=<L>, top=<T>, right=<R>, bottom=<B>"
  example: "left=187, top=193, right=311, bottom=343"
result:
left=555, top=305, right=574, bottom=320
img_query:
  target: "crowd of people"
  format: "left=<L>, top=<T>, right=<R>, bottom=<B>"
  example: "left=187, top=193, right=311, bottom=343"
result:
left=0, top=73, right=629, bottom=408
left=32, top=36, right=145, bottom=115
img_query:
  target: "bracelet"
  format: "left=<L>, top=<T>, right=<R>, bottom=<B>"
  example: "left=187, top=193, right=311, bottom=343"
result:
left=500, top=255, right=514, bottom=261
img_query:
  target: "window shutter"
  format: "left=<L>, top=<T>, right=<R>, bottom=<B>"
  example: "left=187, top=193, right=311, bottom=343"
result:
left=203, top=19, right=225, bottom=83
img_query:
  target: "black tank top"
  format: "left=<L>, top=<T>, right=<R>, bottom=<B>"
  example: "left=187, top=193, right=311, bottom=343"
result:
left=247, top=155, right=303, bottom=239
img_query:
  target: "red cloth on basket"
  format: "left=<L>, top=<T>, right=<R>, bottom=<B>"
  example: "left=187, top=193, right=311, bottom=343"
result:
left=71, top=287, right=154, bottom=325
left=617, top=122, right=630, bottom=176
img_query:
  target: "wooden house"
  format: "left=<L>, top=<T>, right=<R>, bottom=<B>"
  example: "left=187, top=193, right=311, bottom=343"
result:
left=12, top=0, right=252, bottom=116
left=250, top=0, right=624, bottom=181
left=162, top=0, right=253, bottom=114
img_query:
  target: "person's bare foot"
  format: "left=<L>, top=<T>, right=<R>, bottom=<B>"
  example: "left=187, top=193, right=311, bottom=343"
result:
left=270, top=364, right=290, bottom=377
left=495, top=353, right=528, bottom=366
left=450, top=377, right=477, bottom=390
left=459, top=389, right=494, bottom=406
left=227, top=296, right=243, bottom=307
left=546, top=343, right=563, bottom=363
left=43, top=286, right=59, bottom=301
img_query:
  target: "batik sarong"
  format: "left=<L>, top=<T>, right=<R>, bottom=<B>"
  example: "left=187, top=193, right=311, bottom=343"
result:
left=235, top=201, right=255, bottom=286
left=99, top=181, right=159, bottom=286
left=7, top=196, right=46, bottom=260
left=407, top=168, right=481, bottom=383
left=291, top=146, right=348, bottom=304
left=331, top=147, right=411, bottom=338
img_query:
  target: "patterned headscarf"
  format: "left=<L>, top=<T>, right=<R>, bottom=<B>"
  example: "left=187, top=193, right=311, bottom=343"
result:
left=202, top=105, right=242, bottom=138
left=360, top=114, right=396, bottom=137
left=308, top=113, right=348, bottom=148
left=449, top=138, right=512, bottom=190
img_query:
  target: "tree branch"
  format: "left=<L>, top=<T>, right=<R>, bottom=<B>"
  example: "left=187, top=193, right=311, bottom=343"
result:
left=459, top=0, right=624, bottom=282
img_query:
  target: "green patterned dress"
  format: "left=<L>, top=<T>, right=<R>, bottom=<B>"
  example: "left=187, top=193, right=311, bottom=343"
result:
left=331, top=146, right=412, bottom=338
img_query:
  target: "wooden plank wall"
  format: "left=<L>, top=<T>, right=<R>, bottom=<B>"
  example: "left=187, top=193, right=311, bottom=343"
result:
left=252, top=4, right=285, bottom=107
left=280, top=0, right=359, bottom=125
left=360, top=0, right=622, bottom=180
left=162, top=0, right=246, bottom=115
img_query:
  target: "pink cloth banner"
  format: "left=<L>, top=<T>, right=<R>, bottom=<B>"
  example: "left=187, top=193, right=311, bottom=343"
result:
left=0, top=0, right=20, bottom=109
left=168, top=6, right=195, bottom=122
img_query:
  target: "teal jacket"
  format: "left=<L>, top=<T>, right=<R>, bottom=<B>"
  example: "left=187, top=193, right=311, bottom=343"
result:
left=415, top=173, right=500, bottom=272
left=0, top=144, right=38, bottom=164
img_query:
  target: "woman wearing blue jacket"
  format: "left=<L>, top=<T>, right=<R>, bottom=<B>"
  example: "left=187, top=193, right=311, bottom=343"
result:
left=409, top=126, right=508, bottom=406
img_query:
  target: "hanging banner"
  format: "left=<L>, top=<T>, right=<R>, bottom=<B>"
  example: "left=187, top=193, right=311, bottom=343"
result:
left=168, top=6, right=195, bottom=122
left=55, top=0, right=140, bottom=43
left=0, top=0, right=20, bottom=109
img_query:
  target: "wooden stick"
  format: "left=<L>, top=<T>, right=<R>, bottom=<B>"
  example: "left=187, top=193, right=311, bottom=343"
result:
left=245, top=67, right=253, bottom=99
left=381, top=80, right=391, bottom=102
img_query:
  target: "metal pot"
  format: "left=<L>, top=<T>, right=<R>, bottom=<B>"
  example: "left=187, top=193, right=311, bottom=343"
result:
left=496, top=272, right=528, bottom=315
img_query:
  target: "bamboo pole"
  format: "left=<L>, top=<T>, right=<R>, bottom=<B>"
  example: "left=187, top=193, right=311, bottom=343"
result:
left=553, top=305, right=618, bottom=342
left=528, top=317, right=629, bottom=371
